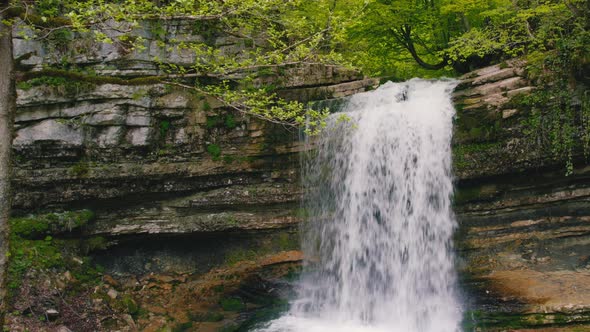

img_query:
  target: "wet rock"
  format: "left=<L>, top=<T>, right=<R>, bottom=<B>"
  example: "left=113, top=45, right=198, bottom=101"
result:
left=486, top=270, right=590, bottom=312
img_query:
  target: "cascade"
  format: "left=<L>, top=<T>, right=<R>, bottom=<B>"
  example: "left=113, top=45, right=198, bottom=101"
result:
left=259, top=79, right=462, bottom=332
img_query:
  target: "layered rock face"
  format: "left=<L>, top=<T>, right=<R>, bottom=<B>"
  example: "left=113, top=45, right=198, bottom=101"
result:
left=10, top=22, right=590, bottom=330
left=453, top=61, right=590, bottom=329
left=9, top=22, right=378, bottom=331
left=12, top=20, right=377, bottom=236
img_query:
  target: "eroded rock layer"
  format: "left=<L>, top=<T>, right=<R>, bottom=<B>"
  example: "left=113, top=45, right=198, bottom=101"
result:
left=10, top=26, right=590, bottom=331
left=453, top=61, right=590, bottom=329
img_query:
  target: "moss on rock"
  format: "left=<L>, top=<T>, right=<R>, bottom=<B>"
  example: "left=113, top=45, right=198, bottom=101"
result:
left=11, top=210, right=94, bottom=238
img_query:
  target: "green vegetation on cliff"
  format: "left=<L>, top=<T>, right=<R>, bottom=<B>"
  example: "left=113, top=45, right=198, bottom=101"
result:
left=7, top=210, right=98, bottom=290
left=6, top=1, right=589, bottom=129
left=330, top=0, right=589, bottom=172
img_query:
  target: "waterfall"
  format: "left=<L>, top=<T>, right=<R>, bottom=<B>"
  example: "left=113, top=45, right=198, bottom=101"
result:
left=259, top=79, right=462, bottom=332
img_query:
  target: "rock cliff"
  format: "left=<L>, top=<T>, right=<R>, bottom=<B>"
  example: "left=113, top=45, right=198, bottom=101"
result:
left=12, top=20, right=377, bottom=235
left=453, top=61, right=590, bottom=329
left=8, top=23, right=590, bottom=331
left=7, top=21, right=377, bottom=331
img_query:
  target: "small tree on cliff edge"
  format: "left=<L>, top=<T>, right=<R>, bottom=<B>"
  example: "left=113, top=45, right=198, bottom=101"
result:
left=0, top=0, right=366, bottom=326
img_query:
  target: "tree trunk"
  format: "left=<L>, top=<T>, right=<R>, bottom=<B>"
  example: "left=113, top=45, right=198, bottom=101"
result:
left=0, top=4, right=15, bottom=327
left=405, top=39, right=448, bottom=70
left=392, top=24, right=448, bottom=70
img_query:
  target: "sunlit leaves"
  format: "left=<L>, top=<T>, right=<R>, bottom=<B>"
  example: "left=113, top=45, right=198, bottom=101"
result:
left=6, top=0, right=344, bottom=133
left=200, top=82, right=330, bottom=135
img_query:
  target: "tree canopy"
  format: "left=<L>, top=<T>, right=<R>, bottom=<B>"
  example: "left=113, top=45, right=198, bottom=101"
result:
left=332, top=0, right=589, bottom=79
left=5, top=0, right=588, bottom=93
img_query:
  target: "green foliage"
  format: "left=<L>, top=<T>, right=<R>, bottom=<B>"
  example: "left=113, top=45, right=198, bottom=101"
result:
left=206, top=114, right=238, bottom=129
left=69, top=160, right=90, bottom=177
left=513, top=1, right=590, bottom=174
left=520, top=88, right=590, bottom=175
left=206, top=116, right=222, bottom=129
left=453, top=142, right=502, bottom=169
left=7, top=210, right=101, bottom=293
left=81, top=236, right=108, bottom=253
left=47, top=27, right=74, bottom=50
left=345, top=0, right=460, bottom=77
left=414, top=0, right=590, bottom=173
left=207, top=144, right=222, bottom=160
left=222, top=155, right=235, bottom=164
left=16, top=75, right=94, bottom=96
left=445, top=1, right=584, bottom=64
left=11, top=210, right=94, bottom=238
left=339, top=0, right=589, bottom=79
left=219, top=298, right=245, bottom=312
left=224, top=114, right=237, bottom=129
left=202, top=100, right=211, bottom=112
left=7, top=236, right=63, bottom=290
left=159, top=120, right=171, bottom=138
left=7, top=0, right=590, bottom=137
left=202, top=83, right=329, bottom=135
left=7, top=0, right=344, bottom=133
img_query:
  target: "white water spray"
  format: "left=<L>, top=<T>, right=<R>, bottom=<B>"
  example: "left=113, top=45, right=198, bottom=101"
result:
left=259, top=79, right=462, bottom=332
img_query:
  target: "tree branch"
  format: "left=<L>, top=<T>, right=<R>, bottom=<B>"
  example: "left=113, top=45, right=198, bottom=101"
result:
left=163, top=80, right=298, bottom=129
left=394, top=24, right=448, bottom=70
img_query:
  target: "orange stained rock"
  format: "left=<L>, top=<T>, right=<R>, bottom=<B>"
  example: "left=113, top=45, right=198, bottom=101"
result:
left=486, top=269, right=590, bottom=311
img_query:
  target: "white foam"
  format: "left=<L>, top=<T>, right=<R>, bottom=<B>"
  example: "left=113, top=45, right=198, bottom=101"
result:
left=259, top=79, right=461, bottom=332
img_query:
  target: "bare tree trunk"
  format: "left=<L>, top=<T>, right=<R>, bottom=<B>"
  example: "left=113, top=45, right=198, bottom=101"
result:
left=0, top=5, right=15, bottom=327
left=392, top=24, right=448, bottom=70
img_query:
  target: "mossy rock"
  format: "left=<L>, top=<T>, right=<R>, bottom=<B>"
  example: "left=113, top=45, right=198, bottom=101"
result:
left=11, top=210, right=94, bottom=238
left=463, top=310, right=590, bottom=330
left=219, top=298, right=245, bottom=312
left=7, top=210, right=106, bottom=295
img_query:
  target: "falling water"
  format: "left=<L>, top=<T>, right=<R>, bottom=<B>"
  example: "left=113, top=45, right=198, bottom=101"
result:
left=259, top=79, right=462, bottom=332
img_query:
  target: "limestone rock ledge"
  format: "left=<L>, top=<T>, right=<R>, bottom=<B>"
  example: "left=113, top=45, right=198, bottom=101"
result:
left=10, top=24, right=590, bottom=330
left=11, top=18, right=377, bottom=236
left=453, top=61, right=590, bottom=329
left=12, top=22, right=377, bottom=233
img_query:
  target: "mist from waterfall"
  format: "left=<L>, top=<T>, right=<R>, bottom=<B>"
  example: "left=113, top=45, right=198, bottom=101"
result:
left=258, top=79, right=462, bottom=332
